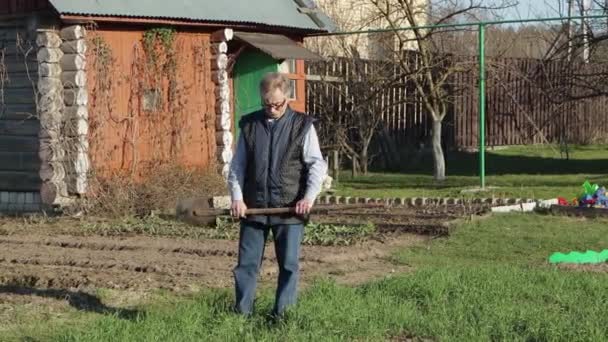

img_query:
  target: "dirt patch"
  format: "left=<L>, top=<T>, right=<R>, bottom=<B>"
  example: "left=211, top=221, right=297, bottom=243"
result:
left=0, top=231, right=425, bottom=293
left=0, top=204, right=480, bottom=293
left=558, top=263, right=608, bottom=273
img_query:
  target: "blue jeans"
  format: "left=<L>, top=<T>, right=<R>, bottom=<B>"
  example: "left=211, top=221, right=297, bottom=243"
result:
left=233, top=221, right=304, bottom=316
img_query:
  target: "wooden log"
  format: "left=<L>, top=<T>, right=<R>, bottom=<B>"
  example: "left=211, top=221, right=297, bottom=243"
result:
left=212, top=70, right=228, bottom=83
left=0, top=152, right=40, bottom=172
left=39, top=161, right=65, bottom=182
left=1, top=43, right=41, bottom=58
left=40, top=181, right=69, bottom=205
left=38, top=140, right=65, bottom=162
left=210, top=28, right=234, bottom=42
left=37, top=47, right=63, bottom=63
left=215, top=114, right=231, bottom=131
left=61, top=70, right=86, bottom=88
left=218, top=148, right=233, bottom=164
left=64, top=105, right=88, bottom=120
left=1, top=59, right=38, bottom=73
left=214, top=84, right=230, bottom=101
left=60, top=25, right=86, bottom=41
left=211, top=54, right=228, bottom=71
left=221, top=163, right=230, bottom=179
left=60, top=53, right=86, bottom=71
left=66, top=172, right=87, bottom=195
left=73, top=152, right=89, bottom=175
left=37, top=76, right=62, bottom=94
left=211, top=42, right=228, bottom=54
left=0, top=136, right=39, bottom=152
left=60, top=39, right=87, bottom=54
left=35, top=31, right=61, bottom=48
left=215, top=131, right=233, bottom=147
left=63, top=87, right=88, bottom=106
left=65, top=117, right=88, bottom=136
left=37, top=93, right=63, bottom=117
left=38, top=63, right=61, bottom=77
left=0, top=120, right=40, bottom=136
left=215, top=99, right=230, bottom=115
left=2, top=75, right=37, bottom=89
left=38, top=127, right=60, bottom=140
left=0, top=171, right=41, bottom=192
left=0, top=105, right=38, bottom=120
left=0, top=87, right=36, bottom=105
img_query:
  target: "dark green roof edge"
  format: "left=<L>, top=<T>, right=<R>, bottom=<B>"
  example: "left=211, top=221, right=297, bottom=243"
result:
left=49, top=0, right=335, bottom=33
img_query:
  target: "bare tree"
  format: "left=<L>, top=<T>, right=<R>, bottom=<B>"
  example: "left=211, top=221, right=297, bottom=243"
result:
left=365, top=0, right=516, bottom=180
left=308, top=57, right=405, bottom=175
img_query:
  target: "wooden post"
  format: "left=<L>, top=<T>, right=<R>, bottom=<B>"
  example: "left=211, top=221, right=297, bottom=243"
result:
left=332, top=149, right=339, bottom=182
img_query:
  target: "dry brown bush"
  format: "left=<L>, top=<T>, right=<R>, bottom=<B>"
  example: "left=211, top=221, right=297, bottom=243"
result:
left=72, top=164, right=226, bottom=218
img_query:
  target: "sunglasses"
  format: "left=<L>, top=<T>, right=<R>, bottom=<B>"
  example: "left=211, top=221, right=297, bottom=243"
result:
left=262, top=98, right=287, bottom=110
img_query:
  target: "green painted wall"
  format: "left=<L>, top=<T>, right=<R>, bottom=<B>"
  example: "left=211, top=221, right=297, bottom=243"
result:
left=233, top=49, right=279, bottom=137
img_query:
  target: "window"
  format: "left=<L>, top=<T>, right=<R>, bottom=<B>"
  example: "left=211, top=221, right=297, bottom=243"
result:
left=279, top=59, right=298, bottom=100
left=279, top=59, right=297, bottom=74
left=143, top=88, right=161, bottom=112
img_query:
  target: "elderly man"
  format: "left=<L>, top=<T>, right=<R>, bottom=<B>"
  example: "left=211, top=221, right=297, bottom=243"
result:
left=228, top=72, right=327, bottom=317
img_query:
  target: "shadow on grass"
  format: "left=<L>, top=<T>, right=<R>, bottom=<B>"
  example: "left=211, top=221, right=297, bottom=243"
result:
left=0, top=286, right=142, bottom=320
left=376, top=150, right=608, bottom=177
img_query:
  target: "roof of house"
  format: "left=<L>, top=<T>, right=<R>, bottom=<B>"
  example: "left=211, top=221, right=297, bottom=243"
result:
left=48, top=0, right=335, bottom=33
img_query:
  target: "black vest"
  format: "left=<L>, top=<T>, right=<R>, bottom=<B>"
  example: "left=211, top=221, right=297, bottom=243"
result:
left=239, top=108, right=314, bottom=225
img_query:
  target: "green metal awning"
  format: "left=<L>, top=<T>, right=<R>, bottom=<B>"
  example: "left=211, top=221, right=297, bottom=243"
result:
left=233, top=32, right=323, bottom=61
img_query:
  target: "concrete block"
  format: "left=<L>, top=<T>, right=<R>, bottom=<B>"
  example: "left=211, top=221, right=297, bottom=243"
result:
left=537, top=198, right=558, bottom=209
left=491, top=202, right=537, bottom=213
left=212, top=196, right=231, bottom=209
left=0, top=192, right=8, bottom=203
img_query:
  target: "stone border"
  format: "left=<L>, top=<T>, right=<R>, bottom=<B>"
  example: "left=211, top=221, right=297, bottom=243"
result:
left=211, top=194, right=539, bottom=209
left=313, top=195, right=538, bottom=207
left=60, top=25, right=89, bottom=195
left=210, top=28, right=234, bottom=179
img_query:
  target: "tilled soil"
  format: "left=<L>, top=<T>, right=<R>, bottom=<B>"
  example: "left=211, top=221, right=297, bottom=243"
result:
left=0, top=233, right=422, bottom=292
left=0, top=205, right=484, bottom=292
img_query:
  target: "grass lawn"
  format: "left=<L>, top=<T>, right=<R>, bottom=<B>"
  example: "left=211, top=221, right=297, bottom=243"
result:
left=17, top=213, right=605, bottom=342
left=4, top=144, right=608, bottom=341
left=334, top=144, right=608, bottom=199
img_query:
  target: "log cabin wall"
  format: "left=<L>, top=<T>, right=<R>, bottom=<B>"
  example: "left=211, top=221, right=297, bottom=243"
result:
left=0, top=14, right=44, bottom=211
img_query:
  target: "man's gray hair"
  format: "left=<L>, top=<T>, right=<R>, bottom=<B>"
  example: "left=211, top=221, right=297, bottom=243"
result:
left=259, top=72, right=291, bottom=97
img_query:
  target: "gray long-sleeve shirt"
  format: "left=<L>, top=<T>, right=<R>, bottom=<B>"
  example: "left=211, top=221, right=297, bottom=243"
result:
left=228, top=124, right=328, bottom=203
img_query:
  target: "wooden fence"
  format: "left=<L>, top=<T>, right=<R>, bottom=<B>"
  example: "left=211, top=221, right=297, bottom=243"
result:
left=306, top=55, right=608, bottom=151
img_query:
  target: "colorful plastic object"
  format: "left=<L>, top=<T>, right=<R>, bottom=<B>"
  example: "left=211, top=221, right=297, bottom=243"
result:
left=549, top=250, right=608, bottom=264
left=574, top=181, right=608, bottom=208
left=582, top=181, right=600, bottom=197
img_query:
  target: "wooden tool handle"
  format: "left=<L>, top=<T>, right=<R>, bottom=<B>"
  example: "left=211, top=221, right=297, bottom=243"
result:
left=192, top=203, right=385, bottom=217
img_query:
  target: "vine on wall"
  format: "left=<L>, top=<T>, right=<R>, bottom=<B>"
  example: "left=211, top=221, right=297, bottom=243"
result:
left=87, top=26, right=213, bottom=179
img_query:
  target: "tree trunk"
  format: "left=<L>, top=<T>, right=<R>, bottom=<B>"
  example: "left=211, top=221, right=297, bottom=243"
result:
left=432, top=119, right=446, bottom=181
left=360, top=147, right=369, bottom=175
